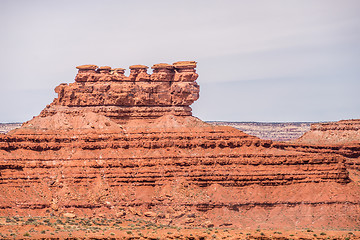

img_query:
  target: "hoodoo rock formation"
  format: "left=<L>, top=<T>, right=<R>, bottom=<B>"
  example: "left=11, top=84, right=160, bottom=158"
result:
left=42, top=61, right=199, bottom=124
left=0, top=62, right=359, bottom=230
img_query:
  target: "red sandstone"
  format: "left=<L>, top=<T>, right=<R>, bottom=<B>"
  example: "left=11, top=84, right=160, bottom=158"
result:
left=0, top=62, right=359, bottom=233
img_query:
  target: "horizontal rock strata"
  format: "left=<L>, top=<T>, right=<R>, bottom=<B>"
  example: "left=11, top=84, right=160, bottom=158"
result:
left=0, top=62, right=359, bottom=230
left=293, top=119, right=360, bottom=174
left=296, top=119, right=360, bottom=144
left=42, top=62, right=199, bottom=124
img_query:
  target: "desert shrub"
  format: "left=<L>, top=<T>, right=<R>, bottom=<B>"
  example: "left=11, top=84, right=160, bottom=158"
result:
left=320, top=232, right=326, bottom=235
left=81, top=220, right=92, bottom=226
left=23, top=232, right=30, bottom=237
left=56, top=219, right=64, bottom=225
left=126, top=231, right=133, bottom=235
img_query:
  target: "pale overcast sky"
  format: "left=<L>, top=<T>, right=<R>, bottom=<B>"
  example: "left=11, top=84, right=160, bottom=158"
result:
left=1, top=0, right=359, bottom=122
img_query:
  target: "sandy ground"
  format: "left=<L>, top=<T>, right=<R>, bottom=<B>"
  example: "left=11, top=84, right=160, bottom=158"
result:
left=0, top=216, right=358, bottom=239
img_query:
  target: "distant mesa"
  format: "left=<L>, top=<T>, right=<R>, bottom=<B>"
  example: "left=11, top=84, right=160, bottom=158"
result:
left=296, top=119, right=360, bottom=145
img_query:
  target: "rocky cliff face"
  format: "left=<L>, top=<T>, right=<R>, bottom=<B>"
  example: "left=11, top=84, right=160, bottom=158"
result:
left=41, top=62, right=199, bottom=124
left=292, top=119, right=360, bottom=183
left=0, top=62, right=359, bottom=230
left=296, top=119, right=360, bottom=145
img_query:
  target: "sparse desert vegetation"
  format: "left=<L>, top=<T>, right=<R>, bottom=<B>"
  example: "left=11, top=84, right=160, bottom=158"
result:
left=0, top=216, right=358, bottom=239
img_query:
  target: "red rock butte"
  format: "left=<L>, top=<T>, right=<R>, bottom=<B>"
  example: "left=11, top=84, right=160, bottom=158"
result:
left=47, top=61, right=199, bottom=124
left=0, top=61, right=359, bottom=230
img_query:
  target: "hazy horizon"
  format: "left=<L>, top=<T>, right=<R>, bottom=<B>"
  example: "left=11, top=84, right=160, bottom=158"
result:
left=1, top=0, right=359, bottom=123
